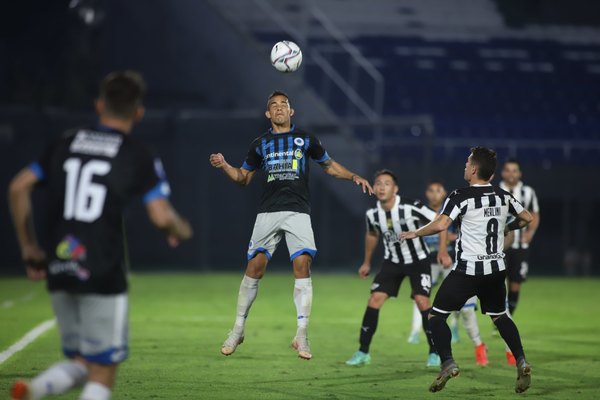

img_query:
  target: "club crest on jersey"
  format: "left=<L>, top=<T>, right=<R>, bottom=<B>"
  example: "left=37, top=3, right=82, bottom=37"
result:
left=294, top=137, right=305, bottom=147
left=294, top=149, right=303, bottom=160
left=248, top=240, right=254, bottom=249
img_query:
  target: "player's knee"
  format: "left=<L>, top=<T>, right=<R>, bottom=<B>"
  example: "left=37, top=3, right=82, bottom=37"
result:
left=368, top=293, right=387, bottom=308
left=246, top=255, right=268, bottom=279
left=292, top=254, right=312, bottom=278
left=491, top=312, right=509, bottom=324
left=428, top=309, right=449, bottom=321
left=413, top=295, right=430, bottom=310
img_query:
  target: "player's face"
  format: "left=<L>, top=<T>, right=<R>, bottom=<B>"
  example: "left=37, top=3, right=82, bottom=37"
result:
left=502, top=163, right=521, bottom=186
left=464, top=154, right=476, bottom=182
left=426, top=183, right=446, bottom=206
left=265, top=95, right=294, bottom=126
left=373, top=174, right=398, bottom=202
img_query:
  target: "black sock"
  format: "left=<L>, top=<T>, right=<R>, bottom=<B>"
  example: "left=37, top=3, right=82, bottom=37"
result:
left=421, top=308, right=436, bottom=354
left=429, top=313, right=453, bottom=363
left=494, top=314, right=525, bottom=361
left=359, top=306, right=379, bottom=353
left=508, top=290, right=520, bottom=315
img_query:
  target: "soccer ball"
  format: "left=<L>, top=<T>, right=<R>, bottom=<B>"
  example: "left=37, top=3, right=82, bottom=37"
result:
left=270, top=41, right=303, bottom=73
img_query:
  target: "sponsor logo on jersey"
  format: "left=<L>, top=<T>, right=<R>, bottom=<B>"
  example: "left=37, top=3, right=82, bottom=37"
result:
left=70, top=130, right=123, bottom=157
left=294, top=137, right=305, bottom=146
left=476, top=253, right=505, bottom=260
left=382, top=230, right=400, bottom=245
left=56, top=235, right=87, bottom=261
left=294, top=149, right=303, bottom=160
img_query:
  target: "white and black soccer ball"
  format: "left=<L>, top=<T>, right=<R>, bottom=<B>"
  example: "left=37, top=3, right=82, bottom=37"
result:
left=270, top=41, right=303, bottom=73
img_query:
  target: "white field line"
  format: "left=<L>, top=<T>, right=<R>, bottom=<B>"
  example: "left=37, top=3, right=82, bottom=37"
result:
left=0, top=319, right=56, bottom=365
left=1, top=291, right=37, bottom=310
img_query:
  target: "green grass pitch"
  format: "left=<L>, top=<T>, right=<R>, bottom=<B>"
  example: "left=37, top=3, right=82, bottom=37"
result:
left=1, top=273, right=599, bottom=399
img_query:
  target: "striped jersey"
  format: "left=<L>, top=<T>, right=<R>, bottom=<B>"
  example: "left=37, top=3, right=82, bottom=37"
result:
left=441, top=184, right=524, bottom=276
left=242, top=125, right=330, bottom=214
left=499, top=181, right=539, bottom=250
left=366, top=195, right=437, bottom=264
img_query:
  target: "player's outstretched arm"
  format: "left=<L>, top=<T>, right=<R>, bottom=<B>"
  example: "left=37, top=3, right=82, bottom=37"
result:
left=358, top=231, right=379, bottom=279
left=504, top=209, right=533, bottom=235
left=8, top=168, right=47, bottom=280
left=319, top=159, right=374, bottom=195
left=209, top=153, right=255, bottom=186
left=437, top=229, right=453, bottom=268
left=146, top=198, right=193, bottom=247
left=400, top=214, right=453, bottom=241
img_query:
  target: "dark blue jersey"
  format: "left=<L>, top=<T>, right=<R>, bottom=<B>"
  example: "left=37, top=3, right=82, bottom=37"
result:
left=30, top=125, right=170, bottom=294
left=242, top=125, right=330, bottom=214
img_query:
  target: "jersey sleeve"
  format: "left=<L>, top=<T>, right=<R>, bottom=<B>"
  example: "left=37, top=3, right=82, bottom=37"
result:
left=529, top=188, right=540, bottom=213
left=508, top=194, right=525, bottom=217
left=441, top=192, right=461, bottom=221
left=134, top=146, right=171, bottom=204
left=366, top=212, right=377, bottom=234
left=28, top=142, right=56, bottom=182
left=411, top=200, right=437, bottom=222
left=308, top=135, right=330, bottom=164
left=242, top=138, right=263, bottom=171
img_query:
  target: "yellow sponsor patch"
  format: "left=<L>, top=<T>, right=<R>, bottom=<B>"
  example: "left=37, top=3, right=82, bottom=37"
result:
left=292, top=159, right=298, bottom=170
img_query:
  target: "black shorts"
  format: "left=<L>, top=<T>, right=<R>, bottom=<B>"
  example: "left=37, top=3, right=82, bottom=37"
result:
left=371, top=259, right=432, bottom=298
left=432, top=270, right=507, bottom=316
left=505, top=248, right=529, bottom=283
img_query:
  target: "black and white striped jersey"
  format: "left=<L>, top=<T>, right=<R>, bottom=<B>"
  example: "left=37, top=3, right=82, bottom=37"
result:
left=366, top=195, right=437, bottom=265
left=499, top=181, right=539, bottom=250
left=441, top=184, right=525, bottom=276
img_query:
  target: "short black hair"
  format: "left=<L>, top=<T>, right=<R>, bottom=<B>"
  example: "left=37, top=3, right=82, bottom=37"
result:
left=99, top=70, right=146, bottom=119
left=374, top=169, right=398, bottom=185
left=266, top=90, right=290, bottom=108
left=470, top=146, right=497, bottom=181
left=427, top=180, right=445, bottom=189
left=504, top=158, right=521, bottom=169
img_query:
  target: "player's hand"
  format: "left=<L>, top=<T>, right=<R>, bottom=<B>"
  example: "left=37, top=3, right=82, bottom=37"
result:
left=438, top=252, right=453, bottom=269
left=209, top=153, right=228, bottom=169
left=169, top=219, right=193, bottom=247
left=352, top=175, right=374, bottom=196
left=399, top=231, right=417, bottom=241
left=21, top=244, right=47, bottom=281
left=358, top=263, right=371, bottom=279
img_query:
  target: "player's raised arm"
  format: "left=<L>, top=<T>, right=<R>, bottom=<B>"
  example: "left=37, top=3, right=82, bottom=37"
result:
left=319, top=159, right=374, bottom=195
left=209, top=153, right=256, bottom=186
left=8, top=167, right=47, bottom=279
left=400, top=214, right=454, bottom=241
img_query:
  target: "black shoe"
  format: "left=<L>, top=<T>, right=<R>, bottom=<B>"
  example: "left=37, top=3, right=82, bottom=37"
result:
left=429, top=359, right=460, bottom=393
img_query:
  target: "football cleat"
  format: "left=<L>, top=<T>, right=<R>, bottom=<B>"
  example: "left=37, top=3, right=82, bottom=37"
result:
left=221, top=331, right=244, bottom=356
left=11, top=380, right=31, bottom=400
left=427, top=352, right=441, bottom=367
left=291, top=336, right=312, bottom=360
left=429, top=359, right=460, bottom=393
left=475, top=343, right=489, bottom=366
left=515, top=359, right=532, bottom=393
left=345, top=351, right=371, bottom=366
left=407, top=332, right=420, bottom=344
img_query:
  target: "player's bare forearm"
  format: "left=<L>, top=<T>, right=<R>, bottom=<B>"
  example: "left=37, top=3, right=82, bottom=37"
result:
left=320, top=159, right=373, bottom=195
left=8, top=169, right=40, bottom=251
left=363, top=232, right=379, bottom=264
left=209, top=153, right=254, bottom=186
left=146, top=198, right=193, bottom=241
left=400, top=214, right=452, bottom=240
left=438, top=229, right=449, bottom=256
left=505, top=210, right=533, bottom=234
left=527, top=211, right=540, bottom=235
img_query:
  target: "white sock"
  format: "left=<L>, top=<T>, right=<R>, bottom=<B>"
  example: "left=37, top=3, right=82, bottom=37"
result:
left=449, top=312, right=459, bottom=330
left=233, top=275, right=260, bottom=334
left=79, top=382, right=111, bottom=400
left=29, top=360, right=88, bottom=399
left=409, top=301, right=422, bottom=336
left=460, top=307, right=482, bottom=346
left=294, top=278, right=312, bottom=338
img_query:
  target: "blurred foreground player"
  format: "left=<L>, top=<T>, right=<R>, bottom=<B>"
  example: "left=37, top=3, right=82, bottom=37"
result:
left=401, top=147, right=533, bottom=393
left=408, top=181, right=488, bottom=367
left=8, top=71, right=192, bottom=400
left=209, top=91, right=373, bottom=360
left=345, top=170, right=445, bottom=368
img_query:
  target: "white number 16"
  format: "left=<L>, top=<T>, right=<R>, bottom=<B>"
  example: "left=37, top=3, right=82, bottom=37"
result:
left=63, top=158, right=111, bottom=222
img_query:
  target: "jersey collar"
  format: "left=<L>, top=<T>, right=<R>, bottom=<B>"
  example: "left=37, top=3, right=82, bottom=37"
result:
left=95, top=124, right=126, bottom=135
left=471, top=183, right=492, bottom=187
left=269, top=124, right=295, bottom=135
left=377, top=195, right=400, bottom=211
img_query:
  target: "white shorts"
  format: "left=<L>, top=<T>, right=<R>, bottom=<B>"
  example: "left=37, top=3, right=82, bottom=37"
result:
left=51, top=291, right=128, bottom=365
left=247, top=212, right=317, bottom=261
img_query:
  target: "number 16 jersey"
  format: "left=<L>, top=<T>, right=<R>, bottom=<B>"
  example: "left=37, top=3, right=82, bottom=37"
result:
left=441, top=184, right=524, bottom=276
left=29, top=125, right=170, bottom=294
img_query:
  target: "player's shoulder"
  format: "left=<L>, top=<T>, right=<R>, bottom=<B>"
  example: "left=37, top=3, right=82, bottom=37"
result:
left=399, top=196, right=426, bottom=208
left=365, top=206, right=378, bottom=217
left=521, top=182, right=537, bottom=193
left=446, top=186, right=478, bottom=203
left=494, top=185, right=512, bottom=197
